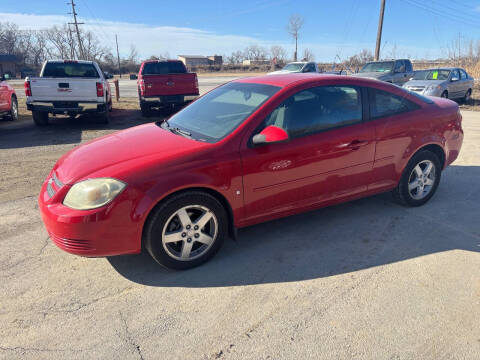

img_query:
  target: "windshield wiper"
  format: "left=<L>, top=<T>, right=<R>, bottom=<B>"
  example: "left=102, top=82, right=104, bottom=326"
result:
left=170, top=127, right=192, bottom=138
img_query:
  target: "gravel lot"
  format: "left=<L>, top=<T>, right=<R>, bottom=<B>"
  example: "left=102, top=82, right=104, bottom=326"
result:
left=0, top=93, right=479, bottom=359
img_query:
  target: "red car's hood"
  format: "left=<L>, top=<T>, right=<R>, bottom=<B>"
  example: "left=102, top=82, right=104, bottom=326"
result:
left=55, top=123, right=210, bottom=184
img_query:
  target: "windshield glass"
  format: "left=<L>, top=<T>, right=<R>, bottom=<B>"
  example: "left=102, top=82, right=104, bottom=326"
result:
left=282, top=63, right=304, bottom=71
left=163, top=82, right=280, bottom=143
left=142, top=61, right=186, bottom=75
left=360, top=61, right=394, bottom=73
left=418, top=69, right=451, bottom=81
left=42, top=62, right=99, bottom=78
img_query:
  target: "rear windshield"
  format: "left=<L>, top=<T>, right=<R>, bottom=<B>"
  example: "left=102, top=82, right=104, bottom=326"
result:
left=42, top=62, right=99, bottom=78
left=142, top=61, right=186, bottom=75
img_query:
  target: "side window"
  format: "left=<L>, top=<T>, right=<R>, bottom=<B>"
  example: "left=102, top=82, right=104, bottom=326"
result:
left=451, top=69, right=460, bottom=80
left=369, top=88, right=419, bottom=119
left=264, top=86, right=362, bottom=138
left=459, top=69, right=467, bottom=80
left=405, top=61, right=413, bottom=72
left=394, top=60, right=405, bottom=72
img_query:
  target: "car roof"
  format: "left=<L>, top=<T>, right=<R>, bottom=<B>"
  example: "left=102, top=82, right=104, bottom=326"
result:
left=234, top=73, right=383, bottom=88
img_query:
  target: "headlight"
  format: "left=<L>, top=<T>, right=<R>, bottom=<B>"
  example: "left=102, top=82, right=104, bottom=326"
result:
left=63, top=178, right=126, bottom=210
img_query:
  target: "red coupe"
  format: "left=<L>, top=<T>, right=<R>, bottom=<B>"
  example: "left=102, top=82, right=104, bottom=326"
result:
left=0, top=74, right=18, bottom=121
left=39, top=74, right=463, bottom=269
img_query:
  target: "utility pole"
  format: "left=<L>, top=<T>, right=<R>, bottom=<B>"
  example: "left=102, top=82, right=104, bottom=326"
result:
left=374, top=0, right=386, bottom=61
left=68, top=0, right=85, bottom=59
left=115, top=35, right=121, bottom=78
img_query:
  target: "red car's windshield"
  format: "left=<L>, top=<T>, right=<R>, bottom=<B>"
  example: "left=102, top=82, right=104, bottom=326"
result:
left=162, top=82, right=281, bottom=142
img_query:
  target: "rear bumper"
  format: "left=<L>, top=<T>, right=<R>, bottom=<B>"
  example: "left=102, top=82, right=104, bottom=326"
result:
left=140, top=94, right=198, bottom=106
left=27, top=101, right=107, bottom=115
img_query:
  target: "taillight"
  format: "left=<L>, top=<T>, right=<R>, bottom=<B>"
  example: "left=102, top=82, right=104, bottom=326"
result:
left=194, top=74, right=198, bottom=90
left=139, top=79, right=145, bottom=95
left=24, top=80, right=32, bottom=97
left=96, top=82, right=104, bottom=97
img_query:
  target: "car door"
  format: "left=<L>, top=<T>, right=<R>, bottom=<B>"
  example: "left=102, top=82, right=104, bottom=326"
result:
left=366, top=87, right=423, bottom=191
left=458, top=69, right=469, bottom=97
left=449, top=69, right=462, bottom=99
left=240, top=85, right=376, bottom=224
left=393, top=61, right=408, bottom=85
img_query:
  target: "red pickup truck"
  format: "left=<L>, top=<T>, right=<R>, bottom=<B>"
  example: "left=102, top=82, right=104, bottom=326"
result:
left=137, top=60, right=199, bottom=116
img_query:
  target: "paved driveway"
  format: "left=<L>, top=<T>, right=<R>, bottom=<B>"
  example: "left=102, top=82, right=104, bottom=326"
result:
left=0, top=110, right=479, bottom=359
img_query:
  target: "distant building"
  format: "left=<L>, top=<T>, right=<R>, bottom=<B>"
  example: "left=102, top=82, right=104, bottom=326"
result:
left=178, top=55, right=223, bottom=67
left=242, top=59, right=270, bottom=66
left=0, top=54, right=18, bottom=77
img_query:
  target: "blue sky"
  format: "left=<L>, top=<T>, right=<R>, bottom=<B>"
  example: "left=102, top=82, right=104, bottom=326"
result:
left=1, top=0, right=480, bottom=61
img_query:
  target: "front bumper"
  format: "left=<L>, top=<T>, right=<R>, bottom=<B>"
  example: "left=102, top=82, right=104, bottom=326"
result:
left=38, top=171, right=143, bottom=257
left=27, top=101, right=107, bottom=115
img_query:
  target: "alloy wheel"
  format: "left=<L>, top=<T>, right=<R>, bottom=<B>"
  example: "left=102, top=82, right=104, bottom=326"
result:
left=408, top=160, right=436, bottom=200
left=161, top=205, right=218, bottom=261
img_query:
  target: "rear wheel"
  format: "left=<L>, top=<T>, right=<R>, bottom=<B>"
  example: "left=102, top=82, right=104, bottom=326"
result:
left=98, top=109, right=109, bottom=123
left=140, top=101, right=151, bottom=117
left=463, top=89, right=472, bottom=103
left=392, top=150, right=441, bottom=207
left=7, top=96, right=18, bottom=121
left=144, top=191, right=228, bottom=270
left=32, top=111, right=49, bottom=126
left=441, top=90, right=448, bottom=98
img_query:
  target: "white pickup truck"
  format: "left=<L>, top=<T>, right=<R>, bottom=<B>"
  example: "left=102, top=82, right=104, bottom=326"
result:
left=25, top=60, right=112, bottom=126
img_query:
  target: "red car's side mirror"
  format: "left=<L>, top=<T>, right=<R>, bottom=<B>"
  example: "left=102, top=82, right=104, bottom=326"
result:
left=252, top=125, right=288, bottom=145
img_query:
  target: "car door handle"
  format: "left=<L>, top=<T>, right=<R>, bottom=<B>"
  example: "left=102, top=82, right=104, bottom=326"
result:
left=336, top=140, right=369, bottom=149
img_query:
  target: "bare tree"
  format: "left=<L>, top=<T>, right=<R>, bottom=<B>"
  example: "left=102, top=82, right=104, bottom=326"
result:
left=286, top=14, right=304, bottom=61
left=270, top=45, right=287, bottom=63
left=344, top=49, right=374, bottom=72
left=244, top=45, right=268, bottom=61
left=227, top=50, right=244, bottom=64
left=302, top=48, right=314, bottom=61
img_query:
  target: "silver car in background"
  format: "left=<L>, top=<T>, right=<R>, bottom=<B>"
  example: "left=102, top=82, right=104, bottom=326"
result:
left=403, top=67, right=474, bottom=101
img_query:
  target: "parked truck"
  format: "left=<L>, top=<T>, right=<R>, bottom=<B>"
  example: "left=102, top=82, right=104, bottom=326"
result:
left=25, top=60, right=112, bottom=126
left=137, top=60, right=199, bottom=116
left=354, top=59, right=414, bottom=86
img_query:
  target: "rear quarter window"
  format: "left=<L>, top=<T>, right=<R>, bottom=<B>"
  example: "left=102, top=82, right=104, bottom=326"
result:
left=142, top=61, right=187, bottom=75
left=42, top=63, right=99, bottom=78
left=369, top=88, right=420, bottom=119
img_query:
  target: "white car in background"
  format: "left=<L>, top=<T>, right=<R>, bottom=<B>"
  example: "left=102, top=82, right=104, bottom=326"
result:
left=268, top=61, right=319, bottom=75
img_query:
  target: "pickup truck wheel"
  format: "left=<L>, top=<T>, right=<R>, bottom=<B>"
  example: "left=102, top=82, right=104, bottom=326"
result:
left=98, top=110, right=109, bottom=124
left=7, top=96, right=18, bottom=121
left=441, top=91, right=448, bottom=99
left=144, top=191, right=228, bottom=270
left=32, top=111, right=49, bottom=126
left=140, top=101, right=151, bottom=117
left=392, top=150, right=441, bottom=207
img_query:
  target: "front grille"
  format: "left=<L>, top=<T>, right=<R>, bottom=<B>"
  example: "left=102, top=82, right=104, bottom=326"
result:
left=46, top=171, right=64, bottom=199
left=408, top=86, right=425, bottom=92
left=49, top=232, right=95, bottom=252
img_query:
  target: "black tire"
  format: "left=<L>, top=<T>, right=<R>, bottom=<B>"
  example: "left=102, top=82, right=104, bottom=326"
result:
left=140, top=101, right=151, bottom=117
left=32, top=111, right=49, bottom=126
left=462, top=89, right=472, bottom=103
left=6, top=95, right=18, bottom=121
left=392, top=150, right=442, bottom=207
left=441, top=90, right=448, bottom=99
left=108, top=98, right=113, bottom=112
left=144, top=191, right=228, bottom=270
left=98, top=110, right=109, bottom=124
